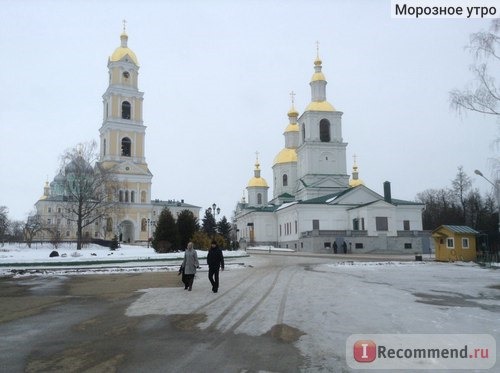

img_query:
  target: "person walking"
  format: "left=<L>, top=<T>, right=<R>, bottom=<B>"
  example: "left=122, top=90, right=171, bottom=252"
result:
left=207, top=240, right=224, bottom=293
left=181, top=242, right=199, bottom=291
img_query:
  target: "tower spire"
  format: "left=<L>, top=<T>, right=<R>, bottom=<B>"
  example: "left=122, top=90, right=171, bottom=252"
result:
left=254, top=151, right=261, bottom=177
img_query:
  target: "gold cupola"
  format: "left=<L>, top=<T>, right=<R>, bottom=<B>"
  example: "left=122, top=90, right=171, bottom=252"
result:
left=274, top=93, right=299, bottom=165
left=248, top=154, right=269, bottom=188
left=349, top=155, right=364, bottom=187
left=110, top=22, right=139, bottom=65
left=305, top=45, right=335, bottom=112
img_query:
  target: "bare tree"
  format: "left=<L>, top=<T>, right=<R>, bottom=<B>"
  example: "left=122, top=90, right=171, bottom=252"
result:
left=0, top=206, right=8, bottom=246
left=58, top=141, right=117, bottom=250
left=452, top=166, right=472, bottom=223
left=24, top=211, right=44, bottom=248
left=450, top=20, right=500, bottom=116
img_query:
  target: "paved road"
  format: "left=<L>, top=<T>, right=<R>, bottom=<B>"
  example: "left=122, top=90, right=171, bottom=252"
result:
left=1, top=253, right=496, bottom=372
left=0, top=254, right=332, bottom=372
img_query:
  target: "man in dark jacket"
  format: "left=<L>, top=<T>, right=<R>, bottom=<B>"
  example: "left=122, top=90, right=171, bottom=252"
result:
left=207, top=240, right=224, bottom=293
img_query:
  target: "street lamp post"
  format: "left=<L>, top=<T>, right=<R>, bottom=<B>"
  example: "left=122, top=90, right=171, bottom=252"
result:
left=475, top=169, right=500, bottom=233
left=208, top=203, right=221, bottom=221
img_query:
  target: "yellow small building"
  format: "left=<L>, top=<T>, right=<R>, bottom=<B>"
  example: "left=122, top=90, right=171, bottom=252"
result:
left=432, top=225, right=479, bottom=262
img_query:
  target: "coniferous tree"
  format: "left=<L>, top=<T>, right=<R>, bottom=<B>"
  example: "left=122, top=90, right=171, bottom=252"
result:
left=152, top=208, right=179, bottom=253
left=216, top=216, right=232, bottom=248
left=202, top=209, right=216, bottom=236
left=191, top=230, right=211, bottom=250
left=177, top=209, right=199, bottom=250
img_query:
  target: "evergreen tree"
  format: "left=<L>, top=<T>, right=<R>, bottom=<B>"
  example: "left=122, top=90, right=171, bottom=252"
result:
left=202, top=209, right=216, bottom=236
left=177, top=209, right=199, bottom=250
left=152, top=208, right=179, bottom=253
left=216, top=216, right=232, bottom=248
left=191, top=230, right=211, bottom=250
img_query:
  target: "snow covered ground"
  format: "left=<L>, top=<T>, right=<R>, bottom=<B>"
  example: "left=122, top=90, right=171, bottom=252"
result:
left=124, top=255, right=499, bottom=371
left=1, top=243, right=498, bottom=370
left=0, top=243, right=248, bottom=277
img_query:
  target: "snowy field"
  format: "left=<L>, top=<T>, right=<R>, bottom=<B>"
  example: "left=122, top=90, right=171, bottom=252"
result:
left=1, top=243, right=498, bottom=370
left=0, top=243, right=248, bottom=277
left=125, top=255, right=499, bottom=371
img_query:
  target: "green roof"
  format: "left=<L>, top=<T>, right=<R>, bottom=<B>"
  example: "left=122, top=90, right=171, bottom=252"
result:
left=439, top=225, right=479, bottom=234
left=432, top=224, right=479, bottom=234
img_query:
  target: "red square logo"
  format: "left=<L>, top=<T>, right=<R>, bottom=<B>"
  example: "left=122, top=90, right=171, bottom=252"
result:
left=353, top=340, right=377, bottom=363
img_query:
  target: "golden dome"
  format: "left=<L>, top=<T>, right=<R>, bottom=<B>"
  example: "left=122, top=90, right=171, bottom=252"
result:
left=311, top=72, right=326, bottom=82
left=287, top=107, right=299, bottom=117
left=305, top=100, right=336, bottom=112
left=110, top=32, right=139, bottom=65
left=349, top=178, right=364, bottom=187
left=284, top=123, right=299, bottom=133
left=273, top=148, right=297, bottom=165
left=248, top=177, right=268, bottom=188
left=349, top=156, right=364, bottom=187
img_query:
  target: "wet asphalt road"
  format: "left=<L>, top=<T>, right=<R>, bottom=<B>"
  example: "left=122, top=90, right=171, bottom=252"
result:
left=1, top=252, right=473, bottom=373
left=0, top=256, right=311, bottom=373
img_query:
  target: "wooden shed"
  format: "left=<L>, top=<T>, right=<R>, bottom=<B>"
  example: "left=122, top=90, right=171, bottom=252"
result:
left=432, top=225, right=479, bottom=262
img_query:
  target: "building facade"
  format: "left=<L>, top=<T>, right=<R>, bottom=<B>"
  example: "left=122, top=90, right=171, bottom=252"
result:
left=35, top=29, right=200, bottom=244
left=235, top=54, right=427, bottom=254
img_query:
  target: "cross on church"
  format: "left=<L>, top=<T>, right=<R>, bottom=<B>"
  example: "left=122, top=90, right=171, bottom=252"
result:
left=315, top=40, right=320, bottom=57
left=290, top=91, right=296, bottom=106
left=122, top=19, right=127, bottom=32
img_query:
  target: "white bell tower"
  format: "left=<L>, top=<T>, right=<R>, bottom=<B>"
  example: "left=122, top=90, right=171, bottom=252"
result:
left=296, top=51, right=349, bottom=201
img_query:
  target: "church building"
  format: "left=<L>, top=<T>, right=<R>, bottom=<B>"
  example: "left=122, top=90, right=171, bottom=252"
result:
left=35, top=28, right=200, bottom=243
left=235, top=53, right=427, bottom=253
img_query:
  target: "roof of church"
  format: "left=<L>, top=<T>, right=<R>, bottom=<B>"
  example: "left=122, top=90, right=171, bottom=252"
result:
left=284, top=123, right=299, bottom=133
left=273, top=148, right=297, bottom=165
left=110, top=31, right=139, bottom=65
left=305, top=101, right=335, bottom=112
left=299, top=189, right=352, bottom=204
left=248, top=177, right=269, bottom=188
left=239, top=205, right=278, bottom=213
left=390, top=198, right=425, bottom=206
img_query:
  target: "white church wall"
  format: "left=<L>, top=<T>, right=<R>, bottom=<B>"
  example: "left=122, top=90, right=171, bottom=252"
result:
left=364, top=203, right=397, bottom=236
left=394, top=206, right=424, bottom=231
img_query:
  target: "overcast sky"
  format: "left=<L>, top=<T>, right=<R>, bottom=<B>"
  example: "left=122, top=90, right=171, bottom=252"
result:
left=1, top=0, right=498, bottom=222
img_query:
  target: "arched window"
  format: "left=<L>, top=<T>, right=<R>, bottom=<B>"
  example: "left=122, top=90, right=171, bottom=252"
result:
left=141, top=218, right=147, bottom=232
left=103, top=139, right=106, bottom=156
left=125, top=190, right=129, bottom=202
left=320, top=119, right=331, bottom=142
left=257, top=193, right=262, bottom=205
left=121, top=137, right=131, bottom=156
left=119, top=190, right=124, bottom=202
left=283, top=174, right=288, bottom=187
left=141, top=190, right=147, bottom=203
left=301, top=123, right=306, bottom=142
left=106, top=218, right=113, bottom=232
left=131, top=191, right=135, bottom=203
left=122, top=101, right=131, bottom=119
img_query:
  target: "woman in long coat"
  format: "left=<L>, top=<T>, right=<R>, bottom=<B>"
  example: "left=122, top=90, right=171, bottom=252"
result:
left=181, top=242, right=199, bottom=291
